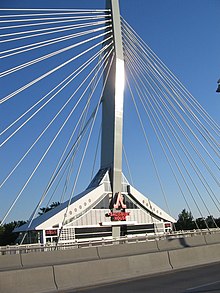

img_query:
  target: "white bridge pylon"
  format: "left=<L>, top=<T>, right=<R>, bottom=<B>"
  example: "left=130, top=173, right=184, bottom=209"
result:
left=14, top=0, right=175, bottom=242
left=101, top=0, right=124, bottom=197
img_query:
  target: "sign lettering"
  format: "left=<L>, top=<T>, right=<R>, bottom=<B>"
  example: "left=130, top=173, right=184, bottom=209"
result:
left=45, top=230, right=58, bottom=236
left=108, top=211, right=130, bottom=221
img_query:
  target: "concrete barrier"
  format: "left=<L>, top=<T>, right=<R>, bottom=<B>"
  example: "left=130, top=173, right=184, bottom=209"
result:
left=184, top=235, right=206, bottom=246
left=157, top=235, right=207, bottom=251
left=0, top=254, right=22, bottom=270
left=54, top=257, right=130, bottom=291
left=204, top=233, right=220, bottom=244
left=54, top=251, right=171, bottom=291
left=157, top=237, right=188, bottom=251
left=21, top=246, right=99, bottom=268
left=97, top=241, right=158, bottom=259
left=128, top=251, right=172, bottom=275
left=1, top=236, right=220, bottom=293
left=169, top=243, right=220, bottom=269
left=0, top=266, right=56, bottom=293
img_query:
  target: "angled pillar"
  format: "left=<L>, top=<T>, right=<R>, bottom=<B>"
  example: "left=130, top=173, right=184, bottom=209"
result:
left=101, top=0, right=125, bottom=196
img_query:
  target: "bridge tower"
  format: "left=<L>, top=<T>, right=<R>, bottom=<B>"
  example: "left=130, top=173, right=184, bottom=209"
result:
left=101, top=0, right=124, bottom=199
left=15, top=0, right=175, bottom=244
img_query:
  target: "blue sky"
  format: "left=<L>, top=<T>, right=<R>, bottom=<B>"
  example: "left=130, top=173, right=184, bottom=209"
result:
left=0, top=0, right=219, bottom=222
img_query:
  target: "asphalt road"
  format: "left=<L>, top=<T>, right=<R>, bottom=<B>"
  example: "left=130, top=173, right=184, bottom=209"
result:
left=68, top=262, right=220, bottom=293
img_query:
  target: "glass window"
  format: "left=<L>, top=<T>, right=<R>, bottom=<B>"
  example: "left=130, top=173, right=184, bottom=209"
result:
left=93, top=194, right=110, bottom=209
left=124, top=195, right=139, bottom=209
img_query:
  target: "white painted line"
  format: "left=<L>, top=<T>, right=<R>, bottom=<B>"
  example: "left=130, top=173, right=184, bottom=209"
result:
left=186, top=280, right=220, bottom=291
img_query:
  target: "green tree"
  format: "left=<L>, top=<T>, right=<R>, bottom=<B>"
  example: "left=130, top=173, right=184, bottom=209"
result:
left=0, top=221, right=26, bottom=246
left=38, top=201, right=60, bottom=215
left=175, top=209, right=196, bottom=230
left=205, top=215, right=217, bottom=228
left=215, top=217, right=220, bottom=227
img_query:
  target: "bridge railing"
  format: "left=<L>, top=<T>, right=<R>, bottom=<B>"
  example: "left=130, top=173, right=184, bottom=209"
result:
left=0, top=228, right=220, bottom=256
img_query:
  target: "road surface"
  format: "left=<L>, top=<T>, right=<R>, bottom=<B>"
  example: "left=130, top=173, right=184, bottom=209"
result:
left=65, top=262, right=220, bottom=293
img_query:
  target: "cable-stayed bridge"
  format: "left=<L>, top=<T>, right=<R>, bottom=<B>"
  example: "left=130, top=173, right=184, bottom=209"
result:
left=0, top=1, right=220, bottom=292
left=0, top=0, right=219, bottom=246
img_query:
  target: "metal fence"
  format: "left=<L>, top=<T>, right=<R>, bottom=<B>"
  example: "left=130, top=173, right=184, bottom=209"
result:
left=0, top=228, right=220, bottom=256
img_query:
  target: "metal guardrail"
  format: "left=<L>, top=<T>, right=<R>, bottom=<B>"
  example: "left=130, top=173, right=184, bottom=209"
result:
left=0, top=228, right=220, bottom=256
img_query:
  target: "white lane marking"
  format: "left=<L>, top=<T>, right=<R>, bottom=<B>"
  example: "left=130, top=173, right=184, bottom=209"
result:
left=186, top=280, right=220, bottom=291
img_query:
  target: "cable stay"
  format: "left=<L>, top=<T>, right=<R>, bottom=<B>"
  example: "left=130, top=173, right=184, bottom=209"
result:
left=0, top=12, right=110, bottom=19
left=122, top=31, right=220, bottom=184
left=126, top=62, right=217, bottom=227
left=0, top=25, right=111, bottom=61
left=0, top=14, right=111, bottom=24
left=126, top=60, right=219, bottom=227
left=124, top=37, right=220, bottom=155
left=39, top=52, right=107, bottom=211
left=126, top=76, right=172, bottom=217
left=124, top=49, right=220, bottom=183
left=0, top=8, right=114, bottom=223
left=21, top=88, right=103, bottom=241
left=124, top=39, right=220, bottom=191
left=21, top=111, right=94, bottom=241
left=90, top=125, right=101, bottom=181
left=41, top=48, right=113, bottom=206
left=0, top=15, right=110, bottom=31
left=133, top=62, right=220, bottom=210
left=0, top=28, right=112, bottom=77
left=1, top=46, right=113, bottom=225
left=0, top=20, right=110, bottom=45
left=122, top=24, right=220, bottom=157
left=0, top=40, right=113, bottom=148
left=0, top=42, right=112, bottom=139
left=121, top=20, right=219, bottom=225
left=0, top=8, right=110, bottom=12
left=122, top=144, right=134, bottom=187
left=121, top=18, right=220, bottom=136
left=0, top=32, right=113, bottom=105
left=0, top=44, right=113, bottom=190
left=55, top=52, right=114, bottom=245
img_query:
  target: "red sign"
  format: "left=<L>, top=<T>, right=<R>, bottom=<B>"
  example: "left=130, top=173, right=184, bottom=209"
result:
left=108, top=212, right=130, bottom=221
left=45, top=230, right=58, bottom=236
